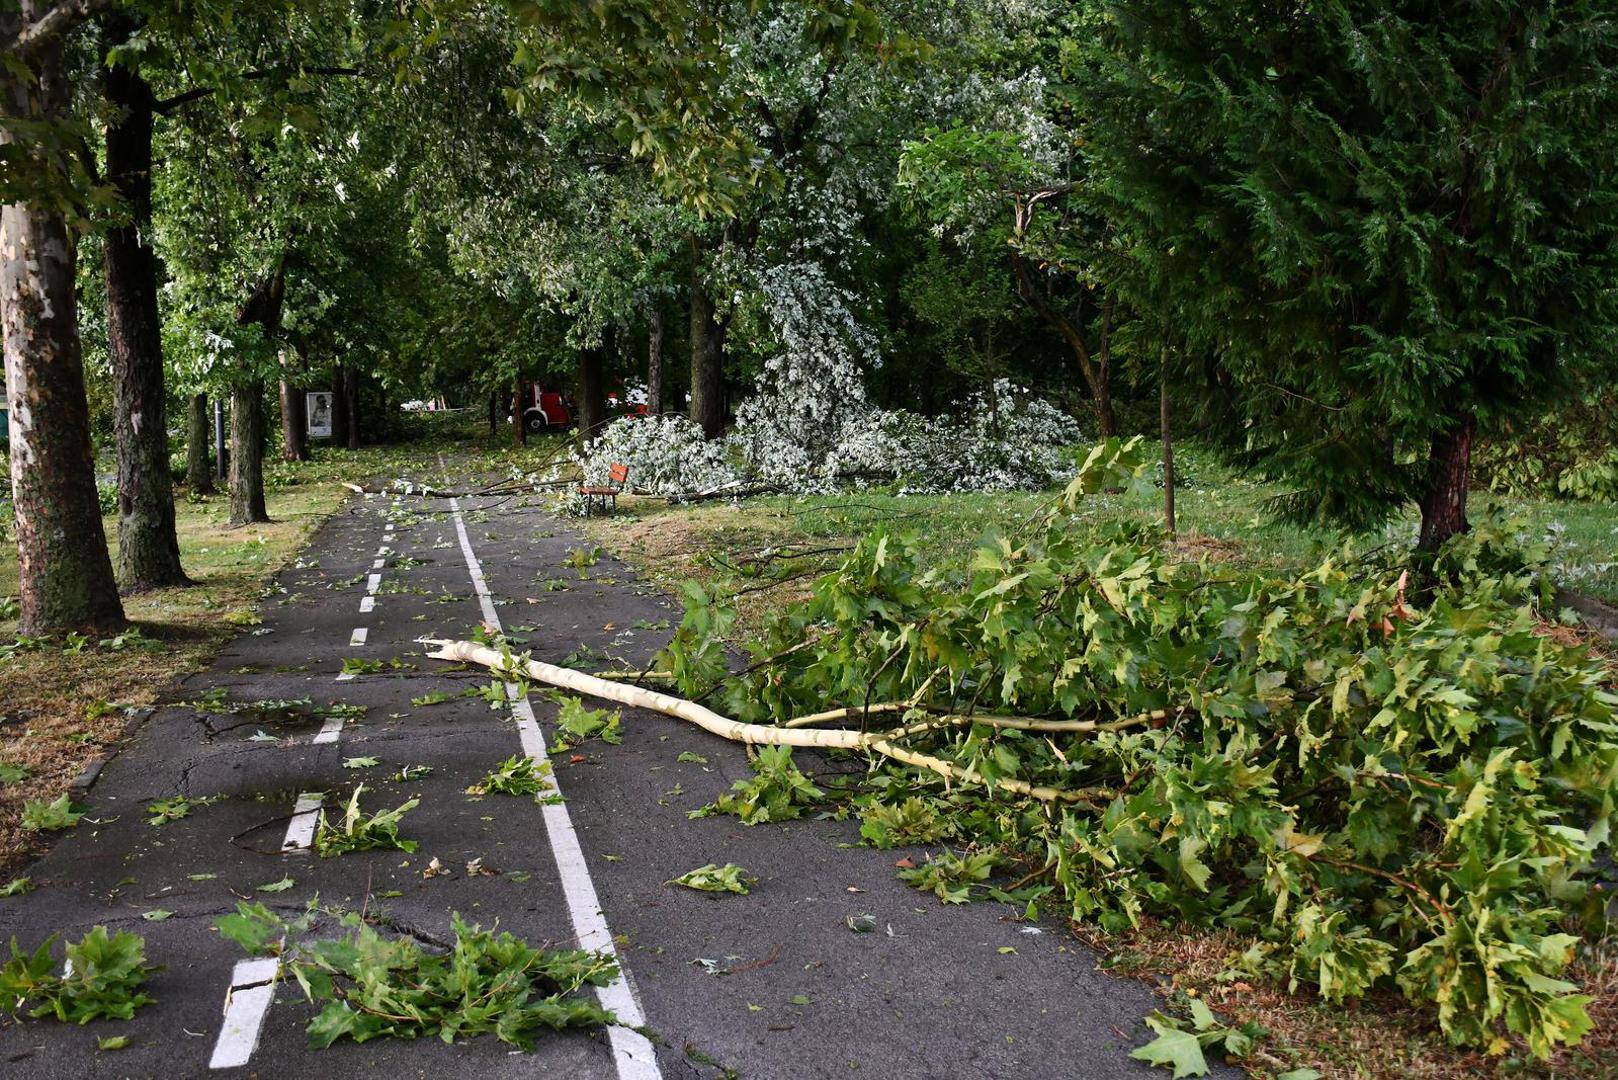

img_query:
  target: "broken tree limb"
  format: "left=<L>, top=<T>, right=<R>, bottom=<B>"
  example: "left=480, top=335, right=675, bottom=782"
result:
left=423, top=639, right=1102, bottom=803
left=341, top=479, right=573, bottom=498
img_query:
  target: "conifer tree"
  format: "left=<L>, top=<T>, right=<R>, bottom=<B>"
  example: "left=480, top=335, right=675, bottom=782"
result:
left=1082, top=1, right=1618, bottom=549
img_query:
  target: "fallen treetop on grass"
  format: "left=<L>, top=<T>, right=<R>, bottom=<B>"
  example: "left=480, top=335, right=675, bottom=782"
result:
left=431, top=437, right=1618, bottom=1061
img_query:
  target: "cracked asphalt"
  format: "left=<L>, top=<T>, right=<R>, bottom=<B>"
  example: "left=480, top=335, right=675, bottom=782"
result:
left=0, top=454, right=1215, bottom=1079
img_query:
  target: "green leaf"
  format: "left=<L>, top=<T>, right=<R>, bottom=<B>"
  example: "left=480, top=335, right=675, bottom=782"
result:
left=1130, top=1025, right=1209, bottom=1078
left=342, top=756, right=381, bottom=770
left=0, top=877, right=32, bottom=897
left=97, top=1035, right=130, bottom=1051
left=257, top=877, right=295, bottom=893
left=141, top=910, right=173, bottom=922
left=20, top=794, right=83, bottom=832
left=669, top=863, right=755, bottom=895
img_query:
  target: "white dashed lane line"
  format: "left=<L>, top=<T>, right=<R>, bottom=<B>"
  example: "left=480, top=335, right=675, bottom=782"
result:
left=281, top=792, right=323, bottom=853
left=208, top=957, right=280, bottom=1069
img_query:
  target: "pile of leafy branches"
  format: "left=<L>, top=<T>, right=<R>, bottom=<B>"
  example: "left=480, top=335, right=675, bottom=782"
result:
left=659, top=438, right=1617, bottom=1059
left=0, top=927, right=158, bottom=1023
left=216, top=904, right=616, bottom=1049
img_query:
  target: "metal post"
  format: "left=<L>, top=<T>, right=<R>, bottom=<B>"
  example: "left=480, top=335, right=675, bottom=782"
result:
left=214, top=396, right=227, bottom=478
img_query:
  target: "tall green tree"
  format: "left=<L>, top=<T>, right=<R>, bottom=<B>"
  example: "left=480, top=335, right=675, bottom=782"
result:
left=1081, top=0, right=1618, bottom=550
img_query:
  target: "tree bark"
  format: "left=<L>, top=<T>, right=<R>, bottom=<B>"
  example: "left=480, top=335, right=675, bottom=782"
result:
left=330, top=363, right=349, bottom=448
left=689, top=236, right=725, bottom=439
left=1159, top=345, right=1176, bottom=541
left=186, top=393, right=214, bottom=493
left=230, top=261, right=284, bottom=518
left=228, top=381, right=269, bottom=525
left=647, top=305, right=665, bottom=415
left=343, top=365, right=360, bottom=450
left=0, top=8, right=126, bottom=633
left=486, top=389, right=497, bottom=437
left=577, top=344, right=607, bottom=443
left=1416, top=416, right=1474, bottom=552
left=278, top=375, right=308, bottom=461
left=102, top=13, right=187, bottom=591
left=511, top=378, right=526, bottom=447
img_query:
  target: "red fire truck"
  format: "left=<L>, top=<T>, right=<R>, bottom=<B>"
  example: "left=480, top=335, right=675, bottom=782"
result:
left=521, top=385, right=573, bottom=433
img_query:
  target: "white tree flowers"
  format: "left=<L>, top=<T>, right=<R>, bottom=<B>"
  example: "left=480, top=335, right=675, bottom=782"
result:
left=573, top=262, right=1082, bottom=504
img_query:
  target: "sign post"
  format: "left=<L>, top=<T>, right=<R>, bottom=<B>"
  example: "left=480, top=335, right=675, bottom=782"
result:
left=306, top=392, right=334, bottom=439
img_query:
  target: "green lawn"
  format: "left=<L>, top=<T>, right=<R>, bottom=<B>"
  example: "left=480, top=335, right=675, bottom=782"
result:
left=588, top=442, right=1618, bottom=631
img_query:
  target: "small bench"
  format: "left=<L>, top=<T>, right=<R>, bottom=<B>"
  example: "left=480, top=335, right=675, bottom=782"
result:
left=578, top=462, right=629, bottom=516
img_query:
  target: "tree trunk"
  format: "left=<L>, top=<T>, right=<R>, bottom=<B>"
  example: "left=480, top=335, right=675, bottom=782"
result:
left=330, top=363, right=349, bottom=448
left=487, top=389, right=498, bottom=437
left=578, top=345, right=607, bottom=443
left=278, top=376, right=308, bottom=462
left=0, top=12, right=126, bottom=633
left=228, top=381, right=269, bottom=525
left=186, top=393, right=215, bottom=493
left=647, top=305, right=665, bottom=415
left=689, top=237, right=724, bottom=439
left=344, top=366, right=360, bottom=450
left=511, top=379, right=526, bottom=447
left=1416, top=416, right=1474, bottom=552
left=102, top=15, right=187, bottom=591
left=1159, top=345, right=1175, bottom=541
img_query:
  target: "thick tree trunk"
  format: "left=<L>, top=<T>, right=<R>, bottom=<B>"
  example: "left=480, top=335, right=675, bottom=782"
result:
left=486, top=389, right=498, bottom=437
left=330, top=363, right=349, bottom=448
left=278, top=376, right=308, bottom=462
left=0, top=14, right=125, bottom=633
left=577, top=345, right=607, bottom=443
left=689, top=237, right=724, bottom=439
left=511, top=379, right=526, bottom=447
left=344, top=366, right=360, bottom=450
left=103, top=15, right=187, bottom=591
left=1416, top=416, right=1474, bottom=552
left=647, top=306, right=665, bottom=415
left=228, top=382, right=269, bottom=525
left=230, top=262, right=284, bottom=516
left=1159, top=346, right=1176, bottom=541
left=186, top=393, right=215, bottom=493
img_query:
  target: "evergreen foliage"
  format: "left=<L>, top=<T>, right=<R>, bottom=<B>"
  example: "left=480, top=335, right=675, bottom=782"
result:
left=1077, top=1, right=1618, bottom=535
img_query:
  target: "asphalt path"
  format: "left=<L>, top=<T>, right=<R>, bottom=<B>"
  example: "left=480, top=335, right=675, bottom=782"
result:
left=1, top=456, right=1214, bottom=1079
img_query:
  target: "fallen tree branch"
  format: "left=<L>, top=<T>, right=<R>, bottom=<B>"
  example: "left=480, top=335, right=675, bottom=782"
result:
left=423, top=639, right=1103, bottom=803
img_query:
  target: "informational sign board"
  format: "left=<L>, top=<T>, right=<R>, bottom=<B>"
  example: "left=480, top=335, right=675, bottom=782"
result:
left=306, top=391, right=334, bottom=438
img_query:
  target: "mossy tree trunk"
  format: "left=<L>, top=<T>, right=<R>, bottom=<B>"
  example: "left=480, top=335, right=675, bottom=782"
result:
left=103, top=13, right=188, bottom=589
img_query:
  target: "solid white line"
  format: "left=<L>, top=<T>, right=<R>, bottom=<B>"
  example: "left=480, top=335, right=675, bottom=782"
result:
left=349, top=627, right=368, bottom=647
left=312, top=717, right=344, bottom=744
left=359, top=596, right=375, bottom=614
left=281, top=793, right=322, bottom=852
left=508, top=686, right=549, bottom=764
left=208, top=957, right=280, bottom=1069
left=444, top=489, right=661, bottom=1080
left=366, top=573, right=382, bottom=594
